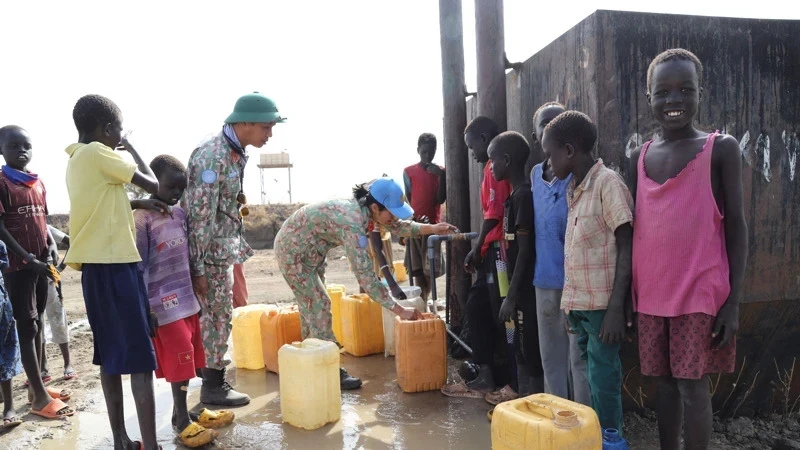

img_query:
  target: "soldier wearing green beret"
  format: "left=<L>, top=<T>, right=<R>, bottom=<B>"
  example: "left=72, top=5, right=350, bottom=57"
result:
left=185, top=92, right=285, bottom=406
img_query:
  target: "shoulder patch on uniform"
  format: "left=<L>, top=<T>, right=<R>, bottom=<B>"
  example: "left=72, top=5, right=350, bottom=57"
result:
left=358, top=235, right=369, bottom=249
left=201, top=170, right=217, bottom=184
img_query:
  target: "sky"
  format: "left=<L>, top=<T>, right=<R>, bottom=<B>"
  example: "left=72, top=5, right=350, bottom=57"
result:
left=1, top=0, right=798, bottom=213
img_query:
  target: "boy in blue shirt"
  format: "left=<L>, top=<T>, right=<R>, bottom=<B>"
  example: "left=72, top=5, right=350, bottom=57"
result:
left=530, top=102, right=590, bottom=405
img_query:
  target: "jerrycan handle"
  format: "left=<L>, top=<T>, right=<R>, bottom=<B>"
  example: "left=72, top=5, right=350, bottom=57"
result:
left=525, top=399, right=579, bottom=429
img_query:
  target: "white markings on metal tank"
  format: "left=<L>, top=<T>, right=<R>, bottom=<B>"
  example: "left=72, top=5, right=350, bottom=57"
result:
left=739, top=131, right=755, bottom=169
left=756, top=132, right=771, bottom=182
left=783, top=130, right=798, bottom=182
left=625, top=133, right=642, bottom=158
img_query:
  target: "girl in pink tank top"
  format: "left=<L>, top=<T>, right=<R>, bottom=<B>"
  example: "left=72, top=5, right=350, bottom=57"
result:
left=632, top=131, right=730, bottom=317
left=630, top=48, right=748, bottom=450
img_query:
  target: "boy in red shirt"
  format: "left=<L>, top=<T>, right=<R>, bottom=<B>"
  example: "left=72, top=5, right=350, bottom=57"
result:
left=402, top=133, right=446, bottom=301
left=0, top=125, right=72, bottom=420
left=442, top=117, right=515, bottom=400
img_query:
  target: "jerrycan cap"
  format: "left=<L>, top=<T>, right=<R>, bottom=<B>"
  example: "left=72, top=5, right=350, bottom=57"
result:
left=554, top=410, right=579, bottom=428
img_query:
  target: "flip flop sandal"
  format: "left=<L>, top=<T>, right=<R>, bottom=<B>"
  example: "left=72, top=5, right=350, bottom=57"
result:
left=3, top=416, right=23, bottom=428
left=29, top=398, right=74, bottom=419
left=440, top=381, right=485, bottom=399
left=484, top=385, right=519, bottom=406
left=46, top=387, right=72, bottom=402
left=28, top=387, right=72, bottom=404
left=63, top=369, right=78, bottom=381
left=196, top=408, right=235, bottom=429
left=23, top=374, right=52, bottom=387
left=178, top=422, right=217, bottom=448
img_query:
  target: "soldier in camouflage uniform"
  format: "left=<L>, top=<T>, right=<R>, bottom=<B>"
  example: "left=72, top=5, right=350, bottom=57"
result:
left=185, top=92, right=285, bottom=406
left=274, top=177, right=455, bottom=389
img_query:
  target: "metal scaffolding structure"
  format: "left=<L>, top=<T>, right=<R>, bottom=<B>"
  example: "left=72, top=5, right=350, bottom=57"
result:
left=257, top=151, right=293, bottom=204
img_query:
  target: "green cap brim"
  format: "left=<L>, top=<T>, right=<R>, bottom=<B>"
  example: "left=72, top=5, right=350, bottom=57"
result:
left=224, top=112, right=287, bottom=124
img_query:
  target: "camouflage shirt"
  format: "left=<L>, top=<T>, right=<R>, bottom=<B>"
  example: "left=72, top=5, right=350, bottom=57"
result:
left=184, top=131, right=254, bottom=276
left=278, top=198, right=421, bottom=309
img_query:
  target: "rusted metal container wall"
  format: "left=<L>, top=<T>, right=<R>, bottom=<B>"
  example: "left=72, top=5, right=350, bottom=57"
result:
left=467, top=10, right=800, bottom=415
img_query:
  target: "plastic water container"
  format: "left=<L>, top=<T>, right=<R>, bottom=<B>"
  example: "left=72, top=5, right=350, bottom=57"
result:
left=393, top=260, right=408, bottom=282
left=325, top=284, right=346, bottom=344
left=278, top=339, right=341, bottom=430
left=602, top=429, right=630, bottom=450
left=383, top=286, right=425, bottom=357
left=492, top=393, right=602, bottom=450
left=394, top=313, right=447, bottom=392
left=340, top=294, right=384, bottom=356
left=260, top=305, right=303, bottom=374
left=231, top=304, right=277, bottom=370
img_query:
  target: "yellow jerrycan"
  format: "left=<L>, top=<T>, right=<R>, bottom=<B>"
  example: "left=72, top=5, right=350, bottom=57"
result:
left=492, top=393, right=602, bottom=450
left=325, top=284, right=346, bottom=344
left=231, top=304, right=276, bottom=370
left=340, top=294, right=384, bottom=356
left=278, top=338, right=341, bottom=430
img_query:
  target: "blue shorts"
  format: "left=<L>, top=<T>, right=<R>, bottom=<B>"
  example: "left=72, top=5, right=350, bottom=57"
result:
left=81, top=263, right=156, bottom=375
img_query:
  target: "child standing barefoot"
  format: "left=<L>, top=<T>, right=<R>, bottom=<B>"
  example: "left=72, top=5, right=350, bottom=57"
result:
left=630, top=48, right=748, bottom=450
left=65, top=95, right=160, bottom=450
left=135, top=155, right=232, bottom=448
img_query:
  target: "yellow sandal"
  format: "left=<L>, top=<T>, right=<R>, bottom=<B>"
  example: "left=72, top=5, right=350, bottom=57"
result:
left=196, top=408, right=235, bottom=429
left=179, top=422, right=217, bottom=448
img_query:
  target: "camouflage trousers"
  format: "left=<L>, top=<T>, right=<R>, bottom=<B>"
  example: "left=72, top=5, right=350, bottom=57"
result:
left=197, top=264, right=234, bottom=369
left=279, top=266, right=335, bottom=343
left=274, top=241, right=335, bottom=343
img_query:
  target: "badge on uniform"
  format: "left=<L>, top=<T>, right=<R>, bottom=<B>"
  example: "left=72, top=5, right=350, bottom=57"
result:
left=358, top=235, right=369, bottom=248
left=201, top=169, right=217, bottom=184
left=228, top=171, right=238, bottom=179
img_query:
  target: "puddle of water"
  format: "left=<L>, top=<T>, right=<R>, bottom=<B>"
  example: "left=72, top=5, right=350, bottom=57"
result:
left=33, top=347, right=491, bottom=449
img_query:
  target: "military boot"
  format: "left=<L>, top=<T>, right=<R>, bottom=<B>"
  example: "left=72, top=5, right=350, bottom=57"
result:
left=340, top=368, right=362, bottom=390
left=200, top=368, right=250, bottom=406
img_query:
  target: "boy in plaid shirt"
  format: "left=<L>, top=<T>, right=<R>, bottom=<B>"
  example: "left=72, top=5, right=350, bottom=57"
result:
left=542, top=111, right=633, bottom=433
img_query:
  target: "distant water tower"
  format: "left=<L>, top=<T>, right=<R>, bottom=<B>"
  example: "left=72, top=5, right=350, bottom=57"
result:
left=257, top=151, right=293, bottom=204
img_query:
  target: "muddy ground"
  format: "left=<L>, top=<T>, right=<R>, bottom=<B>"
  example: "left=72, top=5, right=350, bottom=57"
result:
left=0, top=247, right=798, bottom=449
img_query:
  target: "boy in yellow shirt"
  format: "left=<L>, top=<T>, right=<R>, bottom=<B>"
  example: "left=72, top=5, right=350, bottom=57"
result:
left=65, top=95, right=161, bottom=450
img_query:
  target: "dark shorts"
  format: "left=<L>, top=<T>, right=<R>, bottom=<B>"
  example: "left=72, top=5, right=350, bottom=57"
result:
left=638, top=312, right=736, bottom=379
left=82, top=263, right=156, bottom=375
left=3, top=269, right=48, bottom=323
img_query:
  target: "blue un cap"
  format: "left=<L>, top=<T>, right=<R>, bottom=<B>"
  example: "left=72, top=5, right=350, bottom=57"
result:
left=368, top=177, right=414, bottom=220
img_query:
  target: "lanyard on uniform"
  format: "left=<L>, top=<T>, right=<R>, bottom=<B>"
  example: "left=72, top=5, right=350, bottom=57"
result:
left=222, top=125, right=247, bottom=188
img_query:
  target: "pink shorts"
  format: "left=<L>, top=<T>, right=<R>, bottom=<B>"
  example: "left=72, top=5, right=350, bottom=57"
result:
left=638, top=313, right=735, bottom=379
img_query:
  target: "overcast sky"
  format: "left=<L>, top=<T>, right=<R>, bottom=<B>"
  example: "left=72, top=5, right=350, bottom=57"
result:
left=1, top=0, right=797, bottom=213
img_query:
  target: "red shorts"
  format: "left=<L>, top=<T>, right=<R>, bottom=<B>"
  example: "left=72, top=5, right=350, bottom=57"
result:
left=153, top=314, right=205, bottom=382
left=638, top=313, right=735, bottom=380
